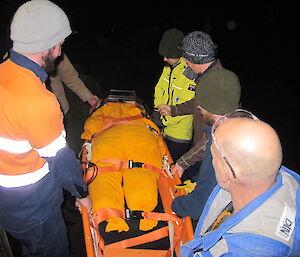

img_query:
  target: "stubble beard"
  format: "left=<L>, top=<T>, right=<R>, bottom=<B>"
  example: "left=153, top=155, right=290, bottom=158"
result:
left=42, top=50, right=56, bottom=74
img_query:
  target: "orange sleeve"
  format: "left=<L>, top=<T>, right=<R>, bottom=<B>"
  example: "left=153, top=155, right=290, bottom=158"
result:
left=24, top=94, right=64, bottom=149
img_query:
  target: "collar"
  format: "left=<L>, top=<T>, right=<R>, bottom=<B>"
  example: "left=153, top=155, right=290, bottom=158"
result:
left=170, top=60, right=181, bottom=69
left=165, top=57, right=183, bottom=70
left=203, top=125, right=212, bottom=134
left=196, top=171, right=283, bottom=251
left=9, top=49, right=48, bottom=83
left=195, top=59, right=222, bottom=82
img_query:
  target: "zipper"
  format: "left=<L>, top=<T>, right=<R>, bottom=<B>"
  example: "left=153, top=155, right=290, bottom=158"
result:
left=166, top=67, right=173, bottom=105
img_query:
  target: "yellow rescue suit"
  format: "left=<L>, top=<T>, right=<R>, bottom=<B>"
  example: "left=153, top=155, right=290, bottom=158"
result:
left=81, top=102, right=170, bottom=232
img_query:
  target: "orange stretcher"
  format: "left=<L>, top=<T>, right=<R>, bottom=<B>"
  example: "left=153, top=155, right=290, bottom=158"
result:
left=79, top=89, right=194, bottom=257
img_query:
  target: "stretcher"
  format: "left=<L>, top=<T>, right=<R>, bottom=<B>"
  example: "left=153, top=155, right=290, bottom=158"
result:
left=80, top=89, right=193, bottom=257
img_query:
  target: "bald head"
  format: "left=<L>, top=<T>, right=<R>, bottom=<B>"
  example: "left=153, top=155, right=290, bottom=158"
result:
left=215, top=118, right=282, bottom=184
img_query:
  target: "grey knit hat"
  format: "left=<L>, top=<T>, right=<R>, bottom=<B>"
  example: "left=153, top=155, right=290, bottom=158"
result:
left=158, top=28, right=184, bottom=58
left=180, top=31, right=217, bottom=64
left=10, top=0, right=72, bottom=53
left=195, top=69, right=241, bottom=115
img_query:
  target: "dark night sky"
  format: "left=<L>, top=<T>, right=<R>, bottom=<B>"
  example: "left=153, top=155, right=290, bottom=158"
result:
left=1, top=1, right=299, bottom=172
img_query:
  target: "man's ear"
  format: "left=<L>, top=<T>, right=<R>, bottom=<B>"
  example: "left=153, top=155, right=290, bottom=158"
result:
left=218, top=160, right=234, bottom=186
left=222, top=162, right=235, bottom=183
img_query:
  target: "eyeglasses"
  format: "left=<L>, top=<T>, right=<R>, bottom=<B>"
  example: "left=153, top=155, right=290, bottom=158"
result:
left=211, top=109, right=259, bottom=178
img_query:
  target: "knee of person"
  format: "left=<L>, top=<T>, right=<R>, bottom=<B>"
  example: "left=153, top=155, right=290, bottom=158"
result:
left=172, top=195, right=202, bottom=221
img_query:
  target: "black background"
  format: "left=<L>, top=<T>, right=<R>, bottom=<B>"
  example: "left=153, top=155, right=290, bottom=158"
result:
left=1, top=2, right=299, bottom=172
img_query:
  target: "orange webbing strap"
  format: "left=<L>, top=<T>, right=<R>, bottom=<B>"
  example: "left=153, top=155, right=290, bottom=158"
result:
left=92, top=208, right=126, bottom=252
left=94, top=114, right=143, bottom=122
left=143, top=211, right=183, bottom=255
left=90, top=114, right=145, bottom=140
left=93, top=208, right=182, bottom=227
left=93, top=208, right=125, bottom=225
left=142, top=212, right=182, bottom=226
left=105, top=226, right=169, bottom=249
left=92, top=208, right=183, bottom=254
left=96, top=158, right=163, bottom=175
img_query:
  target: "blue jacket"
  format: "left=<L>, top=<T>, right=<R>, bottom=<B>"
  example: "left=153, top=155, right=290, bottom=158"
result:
left=172, top=126, right=217, bottom=220
left=181, top=166, right=300, bottom=257
left=0, top=147, right=87, bottom=232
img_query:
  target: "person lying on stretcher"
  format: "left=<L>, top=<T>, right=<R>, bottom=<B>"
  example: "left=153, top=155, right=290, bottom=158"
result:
left=81, top=92, right=173, bottom=233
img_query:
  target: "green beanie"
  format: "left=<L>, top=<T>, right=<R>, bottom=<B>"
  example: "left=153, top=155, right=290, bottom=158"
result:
left=195, top=69, right=241, bottom=115
left=158, top=28, right=184, bottom=58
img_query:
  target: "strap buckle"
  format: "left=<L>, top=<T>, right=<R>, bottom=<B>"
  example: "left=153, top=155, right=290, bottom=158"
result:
left=146, top=124, right=158, bottom=135
left=125, top=209, right=144, bottom=220
left=128, top=160, right=144, bottom=169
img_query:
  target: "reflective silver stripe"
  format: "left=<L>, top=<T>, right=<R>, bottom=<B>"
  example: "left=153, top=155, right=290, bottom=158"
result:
left=0, top=162, right=50, bottom=188
left=171, top=84, right=183, bottom=90
left=164, top=135, right=192, bottom=144
left=162, top=78, right=183, bottom=90
left=0, top=136, right=32, bottom=154
left=0, top=131, right=66, bottom=157
left=35, top=131, right=66, bottom=157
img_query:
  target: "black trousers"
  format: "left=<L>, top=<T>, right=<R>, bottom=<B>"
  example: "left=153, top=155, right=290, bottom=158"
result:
left=165, top=137, right=201, bottom=182
left=164, top=137, right=191, bottom=163
left=8, top=208, right=69, bottom=257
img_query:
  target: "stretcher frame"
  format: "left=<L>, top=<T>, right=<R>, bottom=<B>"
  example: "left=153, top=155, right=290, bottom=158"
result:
left=80, top=90, right=194, bottom=257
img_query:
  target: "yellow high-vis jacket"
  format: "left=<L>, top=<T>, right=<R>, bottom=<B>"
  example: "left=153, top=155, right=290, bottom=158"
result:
left=154, top=57, right=195, bottom=142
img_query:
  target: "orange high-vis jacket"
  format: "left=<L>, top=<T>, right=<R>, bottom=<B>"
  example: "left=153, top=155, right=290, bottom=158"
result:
left=0, top=60, right=65, bottom=183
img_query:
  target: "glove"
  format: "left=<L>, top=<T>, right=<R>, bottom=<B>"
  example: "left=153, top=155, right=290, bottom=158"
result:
left=151, top=110, right=166, bottom=130
left=175, top=180, right=197, bottom=194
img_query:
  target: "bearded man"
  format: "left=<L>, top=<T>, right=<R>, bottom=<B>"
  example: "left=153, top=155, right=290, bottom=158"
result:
left=0, top=1, right=91, bottom=256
